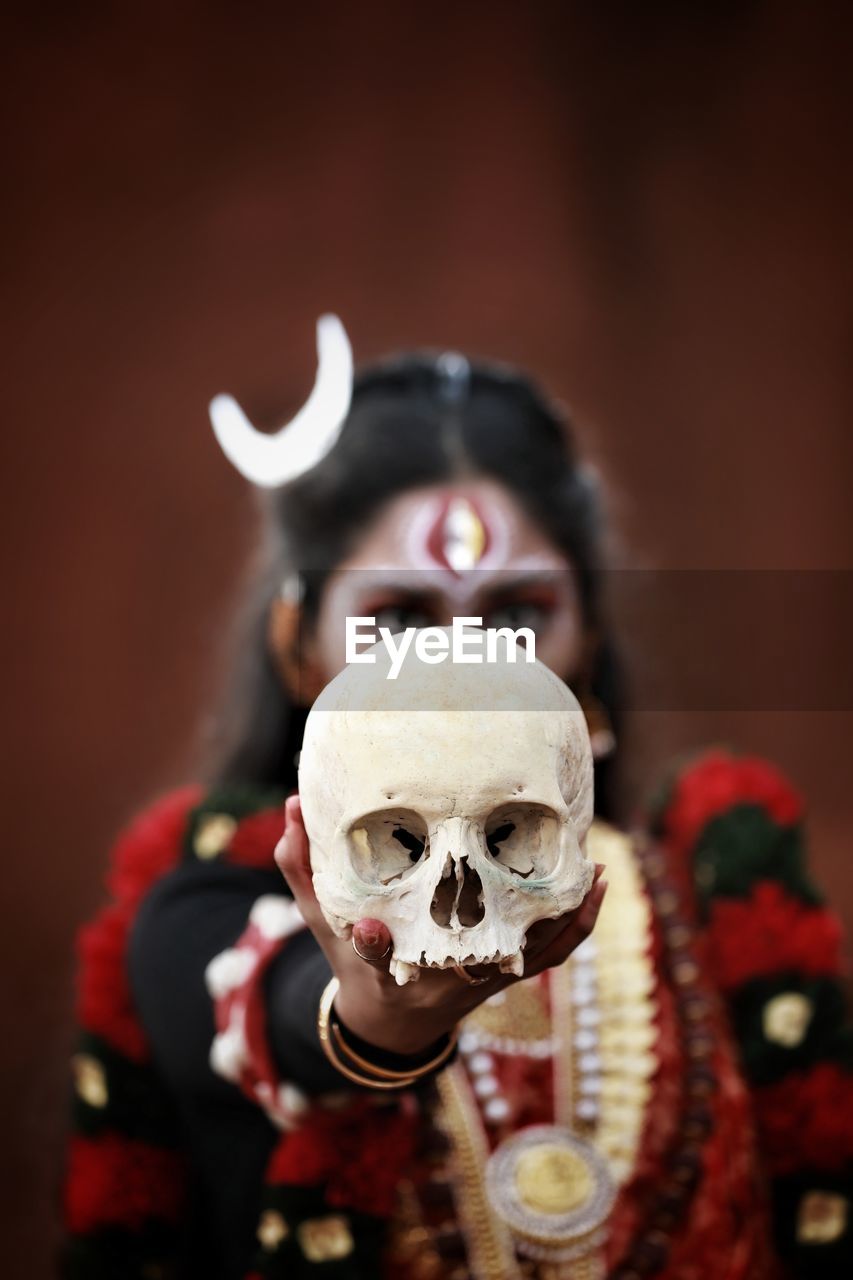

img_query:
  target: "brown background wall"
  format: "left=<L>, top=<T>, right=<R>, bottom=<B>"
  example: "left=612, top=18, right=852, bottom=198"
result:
left=2, top=3, right=851, bottom=1271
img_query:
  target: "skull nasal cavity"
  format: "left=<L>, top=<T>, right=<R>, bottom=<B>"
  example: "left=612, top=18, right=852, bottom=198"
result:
left=430, top=857, right=485, bottom=929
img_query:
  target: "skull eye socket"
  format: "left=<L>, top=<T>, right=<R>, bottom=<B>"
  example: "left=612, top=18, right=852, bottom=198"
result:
left=392, top=826, right=426, bottom=859
left=485, top=804, right=559, bottom=879
left=486, top=823, right=516, bottom=856
left=348, top=810, right=429, bottom=887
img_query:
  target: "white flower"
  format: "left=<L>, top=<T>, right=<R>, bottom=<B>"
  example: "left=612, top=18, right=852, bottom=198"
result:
left=262, top=1082, right=309, bottom=1131
left=209, top=1019, right=248, bottom=1082
left=249, top=895, right=304, bottom=941
left=204, top=947, right=256, bottom=999
left=278, top=1082, right=309, bottom=1116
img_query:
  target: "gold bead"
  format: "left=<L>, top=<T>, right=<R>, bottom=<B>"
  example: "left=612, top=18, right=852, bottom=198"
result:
left=71, top=1053, right=108, bottom=1108
left=762, top=993, right=813, bottom=1048
left=673, top=959, right=699, bottom=986
left=297, top=1214, right=355, bottom=1262
left=193, top=813, right=238, bottom=860
left=256, top=1209, right=289, bottom=1251
left=796, top=1190, right=848, bottom=1244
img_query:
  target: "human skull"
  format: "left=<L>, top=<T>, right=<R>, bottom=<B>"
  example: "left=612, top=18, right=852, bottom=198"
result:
left=298, top=629, right=595, bottom=984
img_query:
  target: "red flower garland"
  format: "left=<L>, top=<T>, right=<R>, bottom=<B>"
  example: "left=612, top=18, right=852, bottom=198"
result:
left=228, top=807, right=288, bottom=869
left=107, top=786, right=202, bottom=905
left=705, top=882, right=842, bottom=992
left=752, top=1063, right=853, bottom=1175
left=64, top=1134, right=185, bottom=1234
left=265, top=1100, right=419, bottom=1218
left=208, top=895, right=307, bottom=1128
left=663, top=751, right=803, bottom=859
left=207, top=892, right=420, bottom=1221
left=656, top=750, right=853, bottom=1229
left=76, top=902, right=150, bottom=1062
left=74, top=786, right=202, bottom=1063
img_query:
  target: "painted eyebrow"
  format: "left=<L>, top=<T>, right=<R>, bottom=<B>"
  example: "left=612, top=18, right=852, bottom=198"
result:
left=357, top=571, right=564, bottom=593
left=356, top=584, right=440, bottom=602
left=480, top=573, right=563, bottom=593
left=351, top=570, right=568, bottom=614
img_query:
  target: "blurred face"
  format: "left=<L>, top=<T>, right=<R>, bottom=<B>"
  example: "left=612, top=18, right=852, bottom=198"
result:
left=308, top=478, right=586, bottom=685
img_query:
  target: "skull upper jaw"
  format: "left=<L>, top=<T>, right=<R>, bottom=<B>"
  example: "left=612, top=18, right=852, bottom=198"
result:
left=312, top=826, right=594, bottom=985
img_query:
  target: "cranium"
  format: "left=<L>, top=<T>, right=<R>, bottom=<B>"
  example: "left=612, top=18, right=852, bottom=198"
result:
left=298, top=629, right=594, bottom=984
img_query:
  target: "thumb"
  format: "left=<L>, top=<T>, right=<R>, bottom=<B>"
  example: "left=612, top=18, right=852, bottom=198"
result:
left=351, top=917, right=393, bottom=966
left=274, top=795, right=328, bottom=938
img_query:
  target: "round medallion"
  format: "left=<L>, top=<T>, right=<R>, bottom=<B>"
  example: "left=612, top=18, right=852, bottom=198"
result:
left=485, top=1125, right=615, bottom=1261
left=514, top=1143, right=593, bottom=1214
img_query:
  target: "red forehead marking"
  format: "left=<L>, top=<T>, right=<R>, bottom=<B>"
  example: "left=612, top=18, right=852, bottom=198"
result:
left=424, top=494, right=491, bottom=574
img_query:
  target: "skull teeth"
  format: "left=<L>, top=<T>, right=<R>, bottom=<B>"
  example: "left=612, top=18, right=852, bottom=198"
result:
left=498, top=951, right=525, bottom=977
left=417, top=947, right=514, bottom=969
left=389, top=958, right=421, bottom=985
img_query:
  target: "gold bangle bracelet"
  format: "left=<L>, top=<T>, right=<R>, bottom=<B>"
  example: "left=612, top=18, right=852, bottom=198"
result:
left=317, top=977, right=457, bottom=1089
left=317, top=978, right=419, bottom=1091
left=331, top=1018, right=457, bottom=1082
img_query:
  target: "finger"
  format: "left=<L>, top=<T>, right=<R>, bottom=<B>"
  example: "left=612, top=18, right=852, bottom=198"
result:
left=522, top=863, right=605, bottom=961
left=351, top=917, right=393, bottom=968
left=450, top=961, right=503, bottom=989
left=273, top=796, right=307, bottom=882
left=556, top=874, right=608, bottom=955
left=523, top=877, right=608, bottom=977
left=574, top=874, right=608, bottom=936
left=527, top=877, right=608, bottom=976
left=274, top=795, right=332, bottom=939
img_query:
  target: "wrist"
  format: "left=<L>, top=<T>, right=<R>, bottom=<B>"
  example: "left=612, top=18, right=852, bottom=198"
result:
left=334, top=983, right=454, bottom=1058
left=316, top=978, right=457, bottom=1090
left=335, top=1008, right=452, bottom=1073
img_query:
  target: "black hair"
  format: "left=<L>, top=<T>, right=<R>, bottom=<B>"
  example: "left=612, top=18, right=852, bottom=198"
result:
left=204, top=351, right=625, bottom=819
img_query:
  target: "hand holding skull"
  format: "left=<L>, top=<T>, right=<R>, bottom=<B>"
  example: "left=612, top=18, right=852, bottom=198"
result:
left=277, top=631, right=606, bottom=1059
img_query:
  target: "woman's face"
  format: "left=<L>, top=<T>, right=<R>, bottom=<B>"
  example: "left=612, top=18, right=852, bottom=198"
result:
left=307, top=478, right=586, bottom=686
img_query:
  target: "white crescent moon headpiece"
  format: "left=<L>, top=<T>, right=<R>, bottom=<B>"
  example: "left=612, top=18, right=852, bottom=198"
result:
left=208, top=314, right=353, bottom=488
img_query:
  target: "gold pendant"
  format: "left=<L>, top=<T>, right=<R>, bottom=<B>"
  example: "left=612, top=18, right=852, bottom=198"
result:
left=422, top=824, right=657, bottom=1280
left=485, top=1125, right=615, bottom=1274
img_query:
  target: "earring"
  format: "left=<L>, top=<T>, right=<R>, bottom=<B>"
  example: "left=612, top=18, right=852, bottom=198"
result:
left=268, top=585, right=325, bottom=707
left=578, top=689, right=616, bottom=761
left=279, top=573, right=304, bottom=604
